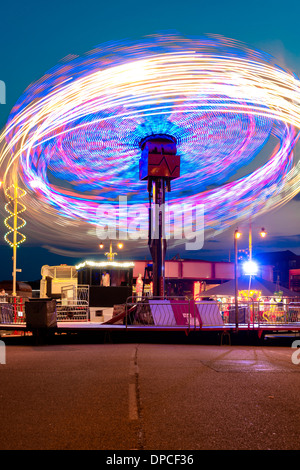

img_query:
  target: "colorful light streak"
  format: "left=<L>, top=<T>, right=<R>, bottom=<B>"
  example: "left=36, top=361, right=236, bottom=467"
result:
left=0, top=34, right=300, bottom=245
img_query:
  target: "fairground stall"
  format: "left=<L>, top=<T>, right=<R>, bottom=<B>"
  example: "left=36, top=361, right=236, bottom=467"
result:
left=203, top=275, right=300, bottom=324
left=76, top=260, right=134, bottom=322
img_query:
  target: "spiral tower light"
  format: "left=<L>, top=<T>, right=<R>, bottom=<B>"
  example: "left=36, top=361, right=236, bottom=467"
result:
left=4, top=183, right=26, bottom=296
left=4, top=184, right=27, bottom=248
left=0, top=33, right=299, bottom=256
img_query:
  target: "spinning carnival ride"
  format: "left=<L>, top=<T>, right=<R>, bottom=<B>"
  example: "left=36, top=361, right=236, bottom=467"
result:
left=0, top=33, right=300, bottom=295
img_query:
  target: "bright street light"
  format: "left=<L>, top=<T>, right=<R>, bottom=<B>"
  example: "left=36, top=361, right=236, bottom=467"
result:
left=235, top=230, right=241, bottom=239
left=260, top=227, right=267, bottom=238
left=243, top=260, right=259, bottom=276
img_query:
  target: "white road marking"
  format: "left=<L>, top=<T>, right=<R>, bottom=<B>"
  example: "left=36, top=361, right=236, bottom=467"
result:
left=129, top=349, right=139, bottom=421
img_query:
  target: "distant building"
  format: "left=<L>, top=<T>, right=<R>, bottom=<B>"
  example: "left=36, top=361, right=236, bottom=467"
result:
left=132, top=259, right=273, bottom=297
left=289, top=269, right=300, bottom=293
left=256, top=250, right=300, bottom=289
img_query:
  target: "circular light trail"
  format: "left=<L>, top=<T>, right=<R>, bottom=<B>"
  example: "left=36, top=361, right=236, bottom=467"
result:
left=0, top=33, right=300, bottom=246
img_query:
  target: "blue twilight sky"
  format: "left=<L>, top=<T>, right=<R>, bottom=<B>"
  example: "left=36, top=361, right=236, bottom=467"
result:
left=0, top=0, right=300, bottom=281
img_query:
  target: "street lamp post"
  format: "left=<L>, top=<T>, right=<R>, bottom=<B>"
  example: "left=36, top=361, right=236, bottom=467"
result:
left=247, top=221, right=267, bottom=293
left=99, top=241, right=123, bottom=261
left=233, top=223, right=267, bottom=332
left=234, top=229, right=241, bottom=332
left=249, top=216, right=267, bottom=261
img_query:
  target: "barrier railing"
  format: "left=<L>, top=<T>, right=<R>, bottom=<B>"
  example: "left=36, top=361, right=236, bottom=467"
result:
left=124, top=296, right=300, bottom=329
left=0, top=297, right=25, bottom=324
left=0, top=287, right=90, bottom=325
left=125, top=296, right=195, bottom=328
left=253, top=300, right=300, bottom=325
left=56, top=302, right=90, bottom=321
left=124, top=296, right=225, bottom=329
left=1, top=294, right=300, bottom=329
left=56, top=285, right=89, bottom=321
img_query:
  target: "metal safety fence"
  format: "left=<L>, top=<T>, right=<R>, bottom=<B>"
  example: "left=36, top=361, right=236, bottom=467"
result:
left=124, top=296, right=300, bottom=329
left=124, top=296, right=224, bottom=329
left=0, top=286, right=90, bottom=325
left=0, top=297, right=26, bottom=324
left=56, top=285, right=89, bottom=321
left=1, top=293, right=300, bottom=329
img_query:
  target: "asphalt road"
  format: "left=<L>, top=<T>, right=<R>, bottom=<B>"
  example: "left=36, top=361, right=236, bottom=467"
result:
left=0, top=335, right=299, bottom=451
